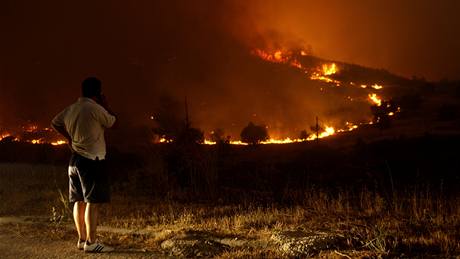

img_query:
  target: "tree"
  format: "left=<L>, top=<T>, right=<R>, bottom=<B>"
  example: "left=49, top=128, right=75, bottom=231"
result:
left=177, top=127, right=204, bottom=144
left=210, top=128, right=225, bottom=143
left=240, top=122, right=269, bottom=145
left=152, top=95, right=183, bottom=141
left=299, top=130, right=308, bottom=140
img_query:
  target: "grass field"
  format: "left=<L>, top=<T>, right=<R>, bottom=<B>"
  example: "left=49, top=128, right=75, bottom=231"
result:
left=1, top=156, right=459, bottom=258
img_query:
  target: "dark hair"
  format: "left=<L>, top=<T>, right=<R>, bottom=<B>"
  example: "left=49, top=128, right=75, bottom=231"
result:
left=81, top=77, right=102, bottom=98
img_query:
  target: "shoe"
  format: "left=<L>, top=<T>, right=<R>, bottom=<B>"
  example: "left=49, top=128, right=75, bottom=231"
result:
left=84, top=241, right=114, bottom=253
left=77, top=239, right=85, bottom=250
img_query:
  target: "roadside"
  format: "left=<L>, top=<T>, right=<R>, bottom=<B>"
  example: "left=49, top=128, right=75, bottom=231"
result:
left=0, top=218, right=164, bottom=259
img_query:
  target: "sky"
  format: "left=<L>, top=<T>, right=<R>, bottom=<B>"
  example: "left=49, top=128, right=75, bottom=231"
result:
left=0, top=0, right=459, bottom=137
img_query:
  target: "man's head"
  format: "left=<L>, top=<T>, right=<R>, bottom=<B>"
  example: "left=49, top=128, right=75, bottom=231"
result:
left=82, top=77, right=102, bottom=98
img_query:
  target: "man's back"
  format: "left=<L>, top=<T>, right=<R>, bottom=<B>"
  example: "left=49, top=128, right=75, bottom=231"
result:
left=52, top=97, right=116, bottom=160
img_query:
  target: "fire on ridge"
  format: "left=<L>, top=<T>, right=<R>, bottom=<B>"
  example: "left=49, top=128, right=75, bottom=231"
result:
left=1, top=49, right=401, bottom=147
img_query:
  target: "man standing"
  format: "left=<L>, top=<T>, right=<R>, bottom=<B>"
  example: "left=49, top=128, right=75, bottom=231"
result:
left=52, top=77, right=117, bottom=253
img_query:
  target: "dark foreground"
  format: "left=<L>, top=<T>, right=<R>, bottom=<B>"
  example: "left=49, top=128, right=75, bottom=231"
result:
left=0, top=134, right=459, bottom=258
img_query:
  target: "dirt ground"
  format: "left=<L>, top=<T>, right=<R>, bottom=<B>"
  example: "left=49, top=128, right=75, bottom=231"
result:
left=0, top=220, right=165, bottom=259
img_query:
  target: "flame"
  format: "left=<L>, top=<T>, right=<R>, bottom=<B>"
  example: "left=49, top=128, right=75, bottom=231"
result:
left=253, top=49, right=289, bottom=63
left=253, top=49, right=342, bottom=85
left=0, top=132, right=11, bottom=141
left=23, top=125, right=38, bottom=132
left=30, top=139, right=43, bottom=144
left=1, top=125, right=67, bottom=146
left=51, top=140, right=67, bottom=146
left=322, top=63, right=338, bottom=76
left=371, top=84, right=383, bottom=90
left=204, top=139, right=217, bottom=145
left=368, top=93, right=382, bottom=106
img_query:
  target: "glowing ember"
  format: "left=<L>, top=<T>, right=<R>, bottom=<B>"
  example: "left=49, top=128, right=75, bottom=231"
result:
left=158, top=137, right=173, bottom=144
left=371, top=84, right=383, bottom=90
left=30, top=139, right=43, bottom=144
left=273, top=51, right=283, bottom=61
left=368, top=93, right=382, bottom=106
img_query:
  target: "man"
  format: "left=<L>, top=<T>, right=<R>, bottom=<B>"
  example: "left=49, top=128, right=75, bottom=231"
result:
left=52, top=77, right=117, bottom=253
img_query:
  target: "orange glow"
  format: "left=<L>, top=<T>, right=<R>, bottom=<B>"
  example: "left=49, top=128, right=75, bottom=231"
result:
left=253, top=49, right=342, bottom=85
left=51, top=140, right=67, bottom=146
left=1, top=125, right=67, bottom=146
left=0, top=132, right=11, bottom=141
left=321, top=63, right=338, bottom=76
left=23, top=125, right=38, bottom=132
left=368, top=93, right=382, bottom=106
left=273, top=50, right=283, bottom=61
left=31, top=139, right=40, bottom=144
left=371, top=84, right=383, bottom=90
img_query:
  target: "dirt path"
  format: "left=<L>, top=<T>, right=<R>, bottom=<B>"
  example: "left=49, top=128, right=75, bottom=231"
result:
left=0, top=217, right=165, bottom=259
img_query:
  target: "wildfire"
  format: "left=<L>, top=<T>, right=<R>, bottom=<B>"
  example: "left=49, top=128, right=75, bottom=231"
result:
left=371, top=84, right=383, bottom=90
left=307, top=126, right=336, bottom=140
left=0, top=125, right=66, bottom=146
left=368, top=93, right=382, bottom=106
left=0, top=132, right=11, bottom=141
left=51, top=140, right=67, bottom=146
left=253, top=49, right=345, bottom=86
left=159, top=137, right=173, bottom=144
left=322, top=63, right=338, bottom=76
left=253, top=49, right=290, bottom=63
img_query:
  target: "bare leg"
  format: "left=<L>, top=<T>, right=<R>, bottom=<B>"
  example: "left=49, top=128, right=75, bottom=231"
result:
left=73, top=202, right=86, bottom=241
left=85, top=203, right=98, bottom=243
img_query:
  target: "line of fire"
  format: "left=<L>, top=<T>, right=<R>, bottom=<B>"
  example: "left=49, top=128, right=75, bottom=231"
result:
left=0, top=48, right=401, bottom=147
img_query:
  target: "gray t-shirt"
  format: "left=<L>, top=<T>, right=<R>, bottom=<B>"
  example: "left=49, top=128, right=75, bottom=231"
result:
left=52, top=97, right=116, bottom=160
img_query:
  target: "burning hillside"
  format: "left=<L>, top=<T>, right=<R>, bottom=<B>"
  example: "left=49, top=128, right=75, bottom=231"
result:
left=1, top=47, right=402, bottom=147
left=0, top=124, right=66, bottom=146
left=149, top=47, right=401, bottom=145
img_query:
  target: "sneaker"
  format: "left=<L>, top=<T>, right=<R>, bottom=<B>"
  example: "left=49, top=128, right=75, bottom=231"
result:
left=77, top=239, right=85, bottom=250
left=84, top=241, right=114, bottom=253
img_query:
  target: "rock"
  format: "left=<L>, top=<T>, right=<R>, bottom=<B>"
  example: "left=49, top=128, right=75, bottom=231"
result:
left=271, top=230, right=348, bottom=257
left=161, top=231, right=230, bottom=257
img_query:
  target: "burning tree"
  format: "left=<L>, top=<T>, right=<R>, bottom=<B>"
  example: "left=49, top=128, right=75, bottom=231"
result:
left=210, top=128, right=225, bottom=143
left=240, top=122, right=269, bottom=145
left=299, top=130, right=308, bottom=140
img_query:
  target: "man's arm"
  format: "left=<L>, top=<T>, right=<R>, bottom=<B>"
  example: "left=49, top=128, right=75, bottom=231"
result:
left=51, top=111, right=73, bottom=151
left=97, top=95, right=118, bottom=129
left=51, top=123, right=72, bottom=143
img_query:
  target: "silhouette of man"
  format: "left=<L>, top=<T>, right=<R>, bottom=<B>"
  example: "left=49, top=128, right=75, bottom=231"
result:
left=52, top=77, right=117, bottom=253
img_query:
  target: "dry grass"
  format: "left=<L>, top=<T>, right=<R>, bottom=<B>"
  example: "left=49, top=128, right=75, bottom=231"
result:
left=1, top=162, right=459, bottom=257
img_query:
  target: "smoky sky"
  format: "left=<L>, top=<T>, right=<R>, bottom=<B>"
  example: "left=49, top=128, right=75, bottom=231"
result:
left=240, top=0, right=460, bottom=80
left=1, top=0, right=459, bottom=138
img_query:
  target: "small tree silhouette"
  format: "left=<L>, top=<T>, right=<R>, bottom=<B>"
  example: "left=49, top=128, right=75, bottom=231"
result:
left=210, top=128, right=225, bottom=143
left=240, top=122, right=269, bottom=145
left=299, top=130, right=308, bottom=140
left=177, top=127, right=204, bottom=144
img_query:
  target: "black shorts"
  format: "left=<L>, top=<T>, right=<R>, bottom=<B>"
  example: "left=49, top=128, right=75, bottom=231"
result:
left=68, top=153, right=110, bottom=203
